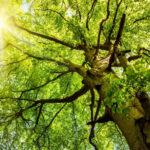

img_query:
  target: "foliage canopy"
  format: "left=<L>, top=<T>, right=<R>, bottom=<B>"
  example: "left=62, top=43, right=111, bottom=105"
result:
left=0, top=0, right=149, bottom=149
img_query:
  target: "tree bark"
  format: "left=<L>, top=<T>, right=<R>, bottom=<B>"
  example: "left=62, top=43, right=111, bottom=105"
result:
left=111, top=112, right=149, bottom=150
left=105, top=91, right=150, bottom=150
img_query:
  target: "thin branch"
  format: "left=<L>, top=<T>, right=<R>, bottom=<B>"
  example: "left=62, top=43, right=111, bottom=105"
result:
left=36, top=8, right=78, bottom=29
left=36, top=8, right=68, bottom=22
left=9, top=43, right=67, bottom=66
left=35, top=8, right=86, bottom=46
left=93, top=0, right=110, bottom=61
left=36, top=103, right=66, bottom=142
left=0, top=57, right=28, bottom=67
left=35, top=103, right=43, bottom=127
left=46, top=104, right=66, bottom=127
left=133, top=15, right=150, bottom=23
left=86, top=0, right=98, bottom=30
left=128, top=47, right=150, bottom=61
left=143, top=52, right=150, bottom=57
left=107, top=0, right=123, bottom=43
left=14, top=71, right=70, bottom=92
left=75, top=0, right=82, bottom=20
left=97, top=0, right=110, bottom=50
left=143, top=48, right=150, bottom=53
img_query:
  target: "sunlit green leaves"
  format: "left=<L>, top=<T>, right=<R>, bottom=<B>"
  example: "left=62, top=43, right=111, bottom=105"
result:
left=0, top=0, right=149, bottom=149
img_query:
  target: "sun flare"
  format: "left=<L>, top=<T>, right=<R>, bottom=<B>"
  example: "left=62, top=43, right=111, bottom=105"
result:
left=0, top=17, right=5, bottom=29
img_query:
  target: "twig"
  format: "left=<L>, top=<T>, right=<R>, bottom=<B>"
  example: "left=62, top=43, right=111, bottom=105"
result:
left=133, top=15, right=150, bottom=23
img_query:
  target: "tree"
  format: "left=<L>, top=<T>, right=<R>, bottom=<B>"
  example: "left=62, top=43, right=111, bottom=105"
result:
left=0, top=0, right=150, bottom=149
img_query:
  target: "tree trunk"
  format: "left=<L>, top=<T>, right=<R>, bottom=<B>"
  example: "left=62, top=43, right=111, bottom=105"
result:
left=89, top=91, right=150, bottom=149
left=107, top=91, right=150, bottom=150
left=111, top=112, right=149, bottom=150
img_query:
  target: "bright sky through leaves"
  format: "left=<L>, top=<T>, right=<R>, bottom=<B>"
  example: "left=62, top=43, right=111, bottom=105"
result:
left=0, top=17, right=5, bottom=29
left=0, top=0, right=149, bottom=149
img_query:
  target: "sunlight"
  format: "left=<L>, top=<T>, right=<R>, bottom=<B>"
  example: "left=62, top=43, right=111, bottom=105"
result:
left=66, top=8, right=75, bottom=18
left=0, top=17, right=6, bottom=29
left=0, top=21, right=4, bottom=28
left=0, top=16, right=6, bottom=59
left=21, top=0, right=34, bottom=13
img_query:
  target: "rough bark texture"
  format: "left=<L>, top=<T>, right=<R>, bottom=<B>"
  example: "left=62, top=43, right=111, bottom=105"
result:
left=111, top=113, right=149, bottom=150
left=110, top=91, right=150, bottom=150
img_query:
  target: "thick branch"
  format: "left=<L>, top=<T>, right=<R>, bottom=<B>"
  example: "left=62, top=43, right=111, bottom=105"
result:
left=87, top=107, right=112, bottom=125
left=33, top=85, right=89, bottom=104
left=12, top=86, right=89, bottom=120
left=136, top=91, right=150, bottom=115
left=128, top=55, right=142, bottom=61
left=114, top=13, right=126, bottom=49
left=64, top=59, right=87, bottom=77
left=92, top=44, right=111, bottom=51
left=15, top=23, right=84, bottom=50
left=108, top=13, right=126, bottom=69
left=16, top=86, right=89, bottom=112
